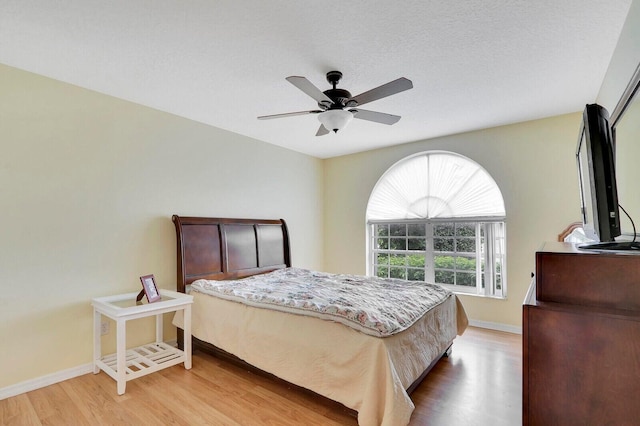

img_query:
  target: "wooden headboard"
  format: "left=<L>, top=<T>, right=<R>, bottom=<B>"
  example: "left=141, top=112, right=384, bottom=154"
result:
left=172, top=215, right=291, bottom=293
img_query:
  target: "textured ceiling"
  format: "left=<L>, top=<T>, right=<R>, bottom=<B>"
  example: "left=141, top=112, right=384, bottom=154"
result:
left=0, top=1, right=632, bottom=158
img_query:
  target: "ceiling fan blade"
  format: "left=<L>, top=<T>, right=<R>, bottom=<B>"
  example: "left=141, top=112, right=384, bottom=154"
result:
left=350, top=109, right=401, bottom=125
left=286, top=76, right=334, bottom=106
left=257, top=110, right=322, bottom=120
left=316, top=124, right=330, bottom=136
left=350, top=77, right=413, bottom=106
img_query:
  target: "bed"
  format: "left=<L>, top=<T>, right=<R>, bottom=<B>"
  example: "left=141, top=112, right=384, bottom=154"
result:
left=171, top=215, right=468, bottom=426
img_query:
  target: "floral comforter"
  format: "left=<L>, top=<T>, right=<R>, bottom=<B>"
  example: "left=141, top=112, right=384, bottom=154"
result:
left=191, top=267, right=452, bottom=337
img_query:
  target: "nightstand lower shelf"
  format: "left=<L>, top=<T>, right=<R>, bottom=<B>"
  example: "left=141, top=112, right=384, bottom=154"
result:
left=96, top=342, right=186, bottom=383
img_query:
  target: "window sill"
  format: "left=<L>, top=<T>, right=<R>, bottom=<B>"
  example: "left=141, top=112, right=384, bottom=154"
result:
left=452, top=291, right=507, bottom=300
left=439, top=284, right=506, bottom=300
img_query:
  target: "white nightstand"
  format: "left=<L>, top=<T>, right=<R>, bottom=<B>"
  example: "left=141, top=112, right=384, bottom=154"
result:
left=92, top=289, right=193, bottom=395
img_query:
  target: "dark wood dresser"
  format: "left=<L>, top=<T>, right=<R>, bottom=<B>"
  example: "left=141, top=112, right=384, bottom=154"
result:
left=523, top=242, right=640, bottom=425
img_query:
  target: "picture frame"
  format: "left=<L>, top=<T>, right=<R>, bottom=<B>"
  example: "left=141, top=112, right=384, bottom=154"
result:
left=138, top=274, right=161, bottom=303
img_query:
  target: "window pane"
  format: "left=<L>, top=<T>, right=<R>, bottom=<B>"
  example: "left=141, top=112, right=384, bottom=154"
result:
left=434, top=238, right=454, bottom=252
left=407, top=269, right=425, bottom=281
left=457, top=223, right=475, bottom=236
left=434, top=222, right=454, bottom=236
left=456, top=271, right=476, bottom=286
left=435, top=270, right=454, bottom=284
left=389, top=224, right=406, bottom=236
left=390, top=254, right=406, bottom=266
left=390, top=238, right=406, bottom=250
left=376, top=253, right=389, bottom=265
left=376, top=224, right=389, bottom=237
left=434, top=255, right=455, bottom=270
left=456, top=256, right=476, bottom=270
left=376, top=266, right=389, bottom=278
left=377, top=238, right=389, bottom=250
left=389, top=267, right=406, bottom=279
left=456, top=238, right=476, bottom=253
left=408, top=254, right=425, bottom=268
left=408, top=224, right=426, bottom=236
left=408, top=238, right=426, bottom=251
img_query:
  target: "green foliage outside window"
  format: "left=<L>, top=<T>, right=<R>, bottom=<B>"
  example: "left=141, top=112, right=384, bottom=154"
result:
left=375, top=252, right=478, bottom=285
left=373, top=221, right=504, bottom=294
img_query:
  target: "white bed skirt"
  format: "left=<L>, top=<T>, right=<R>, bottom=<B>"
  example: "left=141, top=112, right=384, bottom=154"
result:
left=173, top=291, right=467, bottom=426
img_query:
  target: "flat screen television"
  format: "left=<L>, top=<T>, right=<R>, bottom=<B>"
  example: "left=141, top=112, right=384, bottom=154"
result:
left=576, top=104, right=639, bottom=251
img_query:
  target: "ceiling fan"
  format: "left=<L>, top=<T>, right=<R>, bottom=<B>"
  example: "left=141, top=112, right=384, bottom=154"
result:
left=258, top=71, right=413, bottom=136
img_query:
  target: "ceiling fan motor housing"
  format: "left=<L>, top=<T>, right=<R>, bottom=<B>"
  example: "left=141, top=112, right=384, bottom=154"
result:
left=319, top=71, right=356, bottom=109
left=320, top=88, right=353, bottom=109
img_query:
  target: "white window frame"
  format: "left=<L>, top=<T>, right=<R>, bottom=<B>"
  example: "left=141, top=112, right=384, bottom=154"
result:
left=368, top=218, right=506, bottom=298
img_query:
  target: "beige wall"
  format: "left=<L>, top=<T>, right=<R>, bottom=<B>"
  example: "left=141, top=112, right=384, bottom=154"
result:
left=324, top=113, right=582, bottom=328
left=0, top=64, right=324, bottom=389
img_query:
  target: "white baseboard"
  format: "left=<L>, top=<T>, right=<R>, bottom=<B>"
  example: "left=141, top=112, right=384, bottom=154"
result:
left=0, top=339, right=180, bottom=400
left=0, top=363, right=94, bottom=400
left=469, top=319, right=522, bottom=334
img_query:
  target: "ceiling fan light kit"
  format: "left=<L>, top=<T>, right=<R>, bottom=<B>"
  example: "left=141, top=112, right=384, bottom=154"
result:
left=318, top=109, right=353, bottom=133
left=258, top=71, right=413, bottom=136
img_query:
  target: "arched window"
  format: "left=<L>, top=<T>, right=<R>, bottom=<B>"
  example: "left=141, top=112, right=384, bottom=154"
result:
left=366, top=151, right=506, bottom=297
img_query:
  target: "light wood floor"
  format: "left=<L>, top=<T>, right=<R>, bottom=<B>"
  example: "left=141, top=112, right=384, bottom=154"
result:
left=0, top=327, right=521, bottom=425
